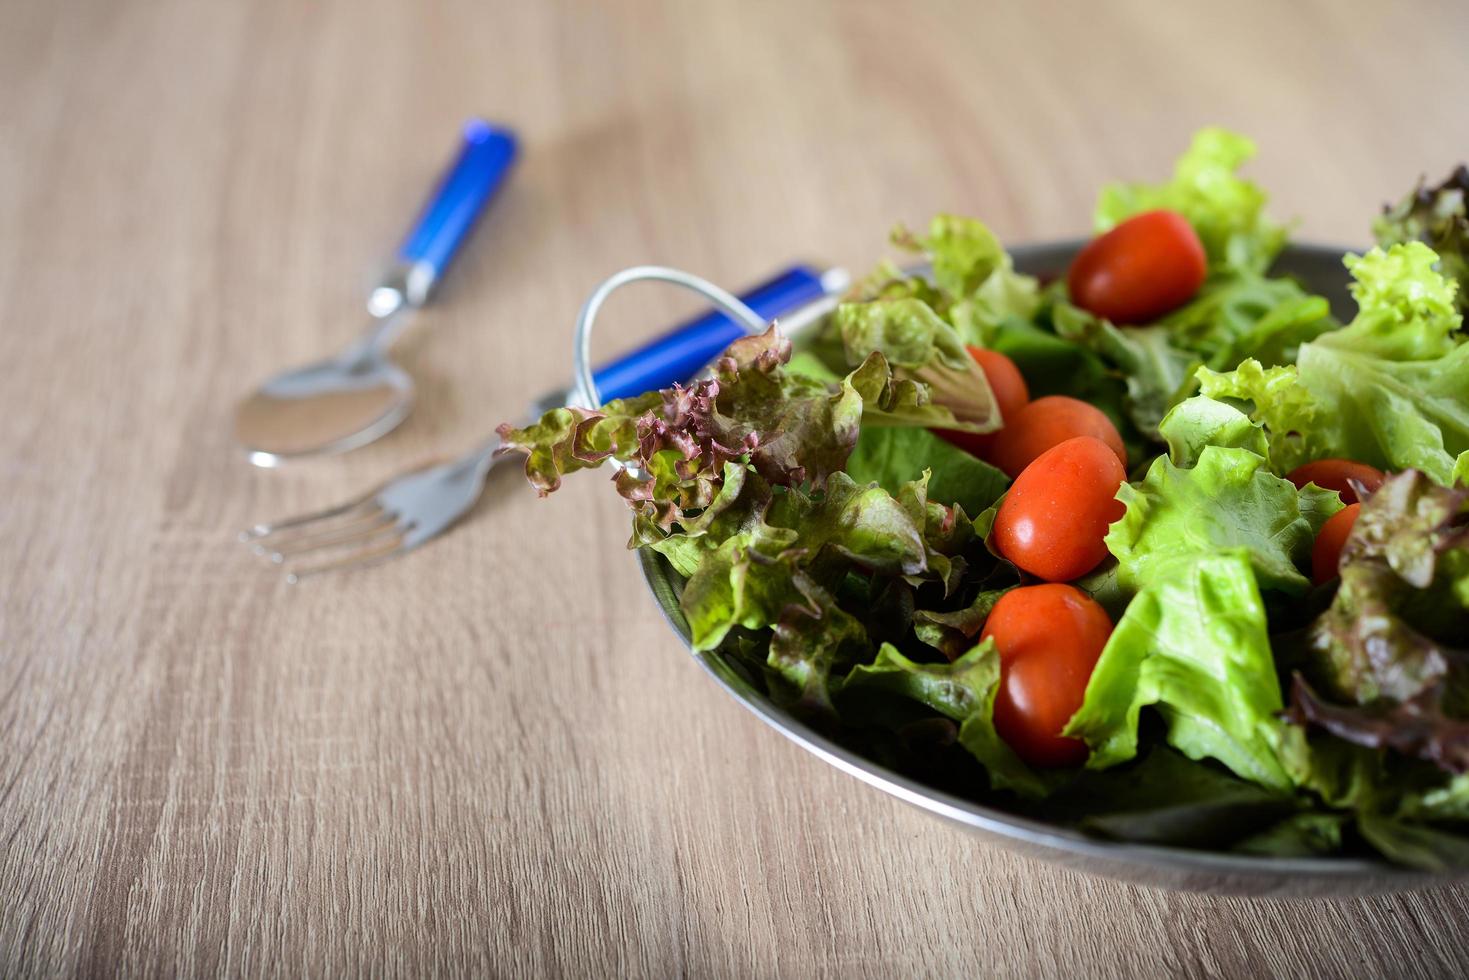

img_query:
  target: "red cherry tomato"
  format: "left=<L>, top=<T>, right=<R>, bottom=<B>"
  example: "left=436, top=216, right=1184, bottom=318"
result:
left=937, top=346, right=1030, bottom=458
left=1312, top=503, right=1361, bottom=586
left=1287, top=459, right=1386, bottom=505
left=1067, top=210, right=1207, bottom=324
left=992, top=436, right=1127, bottom=582
left=988, top=395, right=1127, bottom=479
left=980, top=584, right=1113, bottom=767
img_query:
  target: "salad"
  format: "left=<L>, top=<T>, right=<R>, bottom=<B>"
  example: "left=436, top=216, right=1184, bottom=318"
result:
left=500, top=130, right=1469, bottom=869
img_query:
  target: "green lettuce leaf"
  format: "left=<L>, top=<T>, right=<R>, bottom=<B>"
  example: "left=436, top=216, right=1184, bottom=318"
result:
left=678, top=468, right=981, bottom=654
left=1374, top=164, right=1469, bottom=314
left=1094, top=127, right=1286, bottom=272
left=1158, top=394, right=1269, bottom=467
left=1195, top=360, right=1325, bottom=473
left=1233, top=812, right=1347, bottom=858
left=1294, top=343, right=1469, bottom=485
left=1037, top=747, right=1298, bottom=848
left=911, top=588, right=1011, bottom=662
left=1401, top=773, right=1469, bottom=823
left=1159, top=269, right=1335, bottom=370
left=1195, top=243, right=1469, bottom=483
left=1041, top=269, right=1332, bottom=443
left=1271, top=731, right=1469, bottom=870
left=1065, top=551, right=1297, bottom=791
left=843, top=425, right=1009, bottom=518
left=833, top=300, right=999, bottom=432
left=1050, top=295, right=1199, bottom=437
left=1324, top=242, right=1462, bottom=360
left=836, top=296, right=970, bottom=371
left=903, top=213, right=1005, bottom=299
left=843, top=349, right=995, bottom=433
left=1105, top=445, right=1343, bottom=595
left=891, top=213, right=1042, bottom=331
left=1357, top=815, right=1469, bottom=871
left=842, top=640, right=1048, bottom=796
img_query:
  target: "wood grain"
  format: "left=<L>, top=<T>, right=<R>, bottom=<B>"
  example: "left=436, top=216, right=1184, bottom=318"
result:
left=3, top=0, right=1469, bottom=975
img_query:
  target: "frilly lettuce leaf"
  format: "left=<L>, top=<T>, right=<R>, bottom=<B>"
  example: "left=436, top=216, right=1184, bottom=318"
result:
left=1375, top=165, right=1469, bottom=315
left=841, top=640, right=1050, bottom=796
left=836, top=296, right=970, bottom=371
left=1158, top=394, right=1269, bottom=467
left=501, top=321, right=1012, bottom=533
left=675, top=472, right=920, bottom=648
left=900, top=213, right=1005, bottom=299
left=1041, top=260, right=1333, bottom=443
left=889, top=214, right=1042, bottom=325
left=1095, top=127, right=1286, bottom=273
left=1288, top=472, right=1469, bottom=773
left=494, top=391, right=662, bottom=495
left=765, top=571, right=871, bottom=716
left=1195, top=243, right=1469, bottom=483
left=1105, top=445, right=1342, bottom=596
left=498, top=326, right=863, bottom=501
left=1195, top=360, right=1324, bottom=473
left=833, top=299, right=1000, bottom=432
left=1326, top=242, right=1463, bottom=359
left=701, top=327, right=866, bottom=490
left=1065, top=551, right=1296, bottom=791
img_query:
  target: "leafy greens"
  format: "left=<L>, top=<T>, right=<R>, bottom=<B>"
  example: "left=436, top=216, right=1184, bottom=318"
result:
left=498, top=132, right=1469, bottom=870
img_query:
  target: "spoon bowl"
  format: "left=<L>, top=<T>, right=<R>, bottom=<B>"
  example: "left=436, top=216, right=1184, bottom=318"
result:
left=234, top=339, right=414, bottom=467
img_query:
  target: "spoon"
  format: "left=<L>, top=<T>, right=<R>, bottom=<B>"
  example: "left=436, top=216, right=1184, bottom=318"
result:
left=235, top=119, right=518, bottom=467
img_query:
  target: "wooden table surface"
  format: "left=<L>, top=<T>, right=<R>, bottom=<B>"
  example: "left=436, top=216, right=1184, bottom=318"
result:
left=5, top=0, right=1469, bottom=975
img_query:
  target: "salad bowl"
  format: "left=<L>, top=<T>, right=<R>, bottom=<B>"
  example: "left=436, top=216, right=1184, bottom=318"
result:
left=637, top=241, right=1458, bottom=898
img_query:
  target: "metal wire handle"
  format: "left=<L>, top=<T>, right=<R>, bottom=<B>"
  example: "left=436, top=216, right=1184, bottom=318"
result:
left=570, top=265, right=770, bottom=411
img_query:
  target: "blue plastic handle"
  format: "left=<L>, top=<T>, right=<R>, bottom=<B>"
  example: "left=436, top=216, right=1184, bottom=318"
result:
left=591, top=265, right=830, bottom=402
left=397, top=119, right=518, bottom=284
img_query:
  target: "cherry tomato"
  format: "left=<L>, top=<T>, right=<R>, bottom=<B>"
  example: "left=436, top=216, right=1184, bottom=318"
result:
left=1067, top=210, right=1207, bottom=324
left=1312, top=503, right=1361, bottom=586
left=988, top=395, right=1127, bottom=479
left=980, top=584, right=1113, bottom=768
left=1286, top=459, right=1386, bottom=505
left=992, top=436, right=1127, bottom=582
left=937, top=346, right=1030, bottom=458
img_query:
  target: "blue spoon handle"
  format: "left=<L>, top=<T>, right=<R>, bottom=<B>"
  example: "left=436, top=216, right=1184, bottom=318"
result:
left=397, top=119, right=518, bottom=290
left=590, top=265, right=830, bottom=402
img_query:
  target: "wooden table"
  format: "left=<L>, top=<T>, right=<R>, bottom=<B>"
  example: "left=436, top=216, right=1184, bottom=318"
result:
left=4, top=0, right=1468, bottom=974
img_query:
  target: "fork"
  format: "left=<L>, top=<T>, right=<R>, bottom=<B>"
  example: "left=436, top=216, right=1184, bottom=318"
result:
left=242, top=264, right=845, bottom=581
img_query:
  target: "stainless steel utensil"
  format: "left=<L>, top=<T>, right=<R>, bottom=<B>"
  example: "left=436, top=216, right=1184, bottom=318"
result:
left=636, top=241, right=1461, bottom=896
left=235, top=120, right=518, bottom=467
left=243, top=264, right=845, bottom=580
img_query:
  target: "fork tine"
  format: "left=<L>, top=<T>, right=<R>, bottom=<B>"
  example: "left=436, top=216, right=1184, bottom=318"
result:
left=262, top=508, right=398, bottom=562
left=251, top=504, right=387, bottom=557
left=239, top=490, right=378, bottom=542
left=284, top=527, right=412, bottom=584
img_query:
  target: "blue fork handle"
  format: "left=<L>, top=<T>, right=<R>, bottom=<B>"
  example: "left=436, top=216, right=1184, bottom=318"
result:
left=590, top=265, right=830, bottom=402
left=397, top=119, right=518, bottom=289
